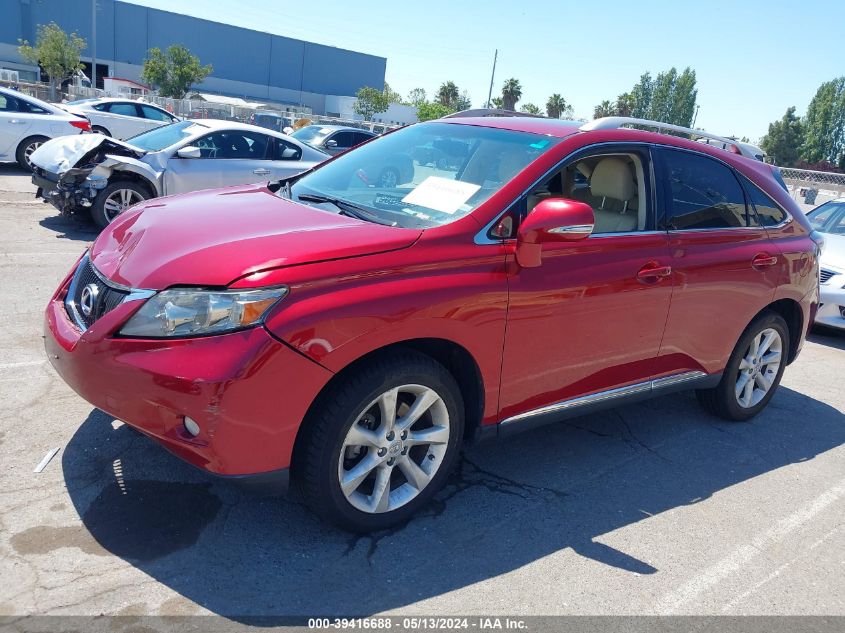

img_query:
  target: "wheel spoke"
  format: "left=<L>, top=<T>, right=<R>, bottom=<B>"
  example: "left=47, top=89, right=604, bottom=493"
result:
left=369, top=464, right=393, bottom=512
left=345, top=424, right=381, bottom=448
left=735, top=372, right=751, bottom=399
left=121, top=189, right=131, bottom=205
left=340, top=453, right=381, bottom=496
left=398, top=456, right=430, bottom=491
left=405, top=425, right=449, bottom=446
left=758, top=331, right=777, bottom=356
left=738, top=357, right=753, bottom=371
left=378, top=387, right=399, bottom=433
left=760, top=351, right=781, bottom=366
left=748, top=333, right=761, bottom=359
left=740, top=379, right=754, bottom=407
left=104, top=198, right=120, bottom=212
left=754, top=372, right=773, bottom=392
left=395, top=388, right=440, bottom=433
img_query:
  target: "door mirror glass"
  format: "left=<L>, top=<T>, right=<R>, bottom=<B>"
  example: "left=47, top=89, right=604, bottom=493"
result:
left=515, top=199, right=595, bottom=268
left=176, top=145, right=202, bottom=159
left=280, top=147, right=298, bottom=160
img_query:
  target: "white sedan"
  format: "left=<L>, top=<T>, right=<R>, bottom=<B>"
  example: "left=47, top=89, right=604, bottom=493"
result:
left=62, top=97, right=179, bottom=140
left=808, top=198, right=845, bottom=331
left=30, top=118, right=329, bottom=228
left=0, top=86, right=91, bottom=169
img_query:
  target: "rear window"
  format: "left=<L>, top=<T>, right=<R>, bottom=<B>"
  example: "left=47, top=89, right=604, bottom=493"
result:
left=743, top=178, right=788, bottom=227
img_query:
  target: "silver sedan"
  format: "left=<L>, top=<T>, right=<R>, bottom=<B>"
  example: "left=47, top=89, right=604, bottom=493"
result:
left=29, top=119, right=329, bottom=228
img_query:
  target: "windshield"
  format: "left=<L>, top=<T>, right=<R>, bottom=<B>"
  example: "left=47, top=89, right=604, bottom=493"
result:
left=290, top=122, right=559, bottom=228
left=291, top=126, right=332, bottom=145
left=124, top=120, right=208, bottom=152
left=807, top=201, right=845, bottom=235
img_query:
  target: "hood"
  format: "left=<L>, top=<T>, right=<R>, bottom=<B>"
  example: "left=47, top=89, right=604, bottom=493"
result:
left=820, top=233, right=845, bottom=272
left=30, top=134, right=145, bottom=175
left=90, top=183, right=422, bottom=289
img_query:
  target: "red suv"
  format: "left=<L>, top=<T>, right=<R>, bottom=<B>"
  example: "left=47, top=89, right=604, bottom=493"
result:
left=45, top=114, right=820, bottom=532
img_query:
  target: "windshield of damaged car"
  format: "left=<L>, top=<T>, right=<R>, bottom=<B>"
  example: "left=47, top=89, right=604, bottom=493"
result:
left=124, top=120, right=208, bottom=152
left=289, top=122, right=559, bottom=228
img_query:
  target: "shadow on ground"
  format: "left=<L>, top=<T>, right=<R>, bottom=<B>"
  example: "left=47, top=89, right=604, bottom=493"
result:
left=809, top=327, right=845, bottom=351
left=60, top=386, right=844, bottom=619
left=38, top=213, right=99, bottom=242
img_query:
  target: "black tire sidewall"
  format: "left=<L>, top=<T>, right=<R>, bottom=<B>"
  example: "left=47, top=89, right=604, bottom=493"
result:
left=717, top=313, right=790, bottom=420
left=306, top=353, right=464, bottom=532
left=91, top=181, right=149, bottom=229
left=16, top=136, right=48, bottom=171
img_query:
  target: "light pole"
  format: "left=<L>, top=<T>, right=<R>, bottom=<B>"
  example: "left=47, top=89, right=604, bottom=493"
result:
left=691, top=104, right=700, bottom=128
left=485, top=49, right=497, bottom=108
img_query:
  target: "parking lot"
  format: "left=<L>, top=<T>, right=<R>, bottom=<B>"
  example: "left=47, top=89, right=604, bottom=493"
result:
left=0, top=163, right=843, bottom=620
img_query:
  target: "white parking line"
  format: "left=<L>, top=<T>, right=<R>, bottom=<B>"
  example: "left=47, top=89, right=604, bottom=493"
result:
left=0, top=360, right=45, bottom=369
left=655, top=478, right=845, bottom=614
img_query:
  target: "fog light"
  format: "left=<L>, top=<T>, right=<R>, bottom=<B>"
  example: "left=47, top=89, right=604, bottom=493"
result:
left=183, top=416, right=201, bottom=437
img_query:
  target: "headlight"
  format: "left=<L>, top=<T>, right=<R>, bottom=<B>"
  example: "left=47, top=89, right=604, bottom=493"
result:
left=119, top=286, right=288, bottom=338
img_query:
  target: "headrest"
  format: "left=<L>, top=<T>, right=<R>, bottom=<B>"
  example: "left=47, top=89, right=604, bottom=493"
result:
left=590, top=157, right=635, bottom=202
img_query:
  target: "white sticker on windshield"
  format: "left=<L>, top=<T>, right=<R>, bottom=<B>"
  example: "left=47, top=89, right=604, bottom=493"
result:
left=401, top=176, right=481, bottom=214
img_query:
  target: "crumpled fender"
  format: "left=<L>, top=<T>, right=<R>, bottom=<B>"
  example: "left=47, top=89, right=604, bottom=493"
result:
left=92, top=155, right=163, bottom=196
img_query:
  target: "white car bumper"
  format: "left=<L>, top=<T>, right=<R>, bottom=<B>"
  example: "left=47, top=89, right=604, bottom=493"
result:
left=817, top=268, right=845, bottom=331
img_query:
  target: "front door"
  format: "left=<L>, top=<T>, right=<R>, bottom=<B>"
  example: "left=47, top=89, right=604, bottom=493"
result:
left=499, top=145, right=673, bottom=421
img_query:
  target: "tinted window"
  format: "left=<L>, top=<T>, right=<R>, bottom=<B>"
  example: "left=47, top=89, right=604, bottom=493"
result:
left=743, top=178, right=788, bottom=226
left=195, top=131, right=269, bottom=159
left=330, top=132, right=356, bottom=148
left=353, top=132, right=374, bottom=146
left=108, top=103, right=140, bottom=117
left=273, top=139, right=302, bottom=161
left=662, top=149, right=749, bottom=229
left=17, top=99, right=48, bottom=114
left=93, top=103, right=108, bottom=111
left=0, top=94, right=18, bottom=112
left=141, top=105, right=172, bottom=122
left=807, top=202, right=845, bottom=234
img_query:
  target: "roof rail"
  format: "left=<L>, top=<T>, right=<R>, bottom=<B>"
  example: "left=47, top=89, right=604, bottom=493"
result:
left=443, top=108, right=544, bottom=119
left=580, top=116, right=757, bottom=159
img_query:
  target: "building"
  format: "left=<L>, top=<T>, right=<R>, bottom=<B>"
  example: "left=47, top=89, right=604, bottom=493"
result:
left=0, top=0, right=387, bottom=115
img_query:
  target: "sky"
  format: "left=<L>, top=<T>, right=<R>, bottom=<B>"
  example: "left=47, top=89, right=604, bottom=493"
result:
left=124, top=0, right=845, bottom=143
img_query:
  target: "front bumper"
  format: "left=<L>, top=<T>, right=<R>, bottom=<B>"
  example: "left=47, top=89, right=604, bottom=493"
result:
left=44, top=273, right=334, bottom=480
left=32, top=168, right=103, bottom=214
left=817, top=270, right=845, bottom=331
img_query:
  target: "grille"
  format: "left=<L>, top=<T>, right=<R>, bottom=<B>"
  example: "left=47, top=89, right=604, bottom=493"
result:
left=819, top=269, right=835, bottom=284
left=65, top=256, right=129, bottom=330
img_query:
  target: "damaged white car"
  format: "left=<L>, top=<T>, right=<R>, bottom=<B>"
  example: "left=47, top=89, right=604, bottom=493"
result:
left=30, top=119, right=328, bottom=228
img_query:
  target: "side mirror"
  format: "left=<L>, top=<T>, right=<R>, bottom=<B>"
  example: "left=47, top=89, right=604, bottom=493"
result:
left=176, top=145, right=201, bottom=159
left=325, top=139, right=338, bottom=148
left=515, top=198, right=594, bottom=268
left=280, top=147, right=299, bottom=160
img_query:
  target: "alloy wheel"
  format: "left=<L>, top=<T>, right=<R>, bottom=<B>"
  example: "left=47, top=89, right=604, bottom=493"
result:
left=378, top=168, right=398, bottom=188
left=102, top=188, right=145, bottom=222
left=23, top=141, right=43, bottom=167
left=337, top=384, right=450, bottom=514
left=735, top=327, right=782, bottom=408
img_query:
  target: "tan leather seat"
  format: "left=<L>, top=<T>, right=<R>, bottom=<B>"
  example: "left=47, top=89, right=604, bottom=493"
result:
left=589, top=157, right=638, bottom=233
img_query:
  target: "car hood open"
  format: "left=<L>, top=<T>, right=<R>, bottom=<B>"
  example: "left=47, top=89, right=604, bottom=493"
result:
left=29, top=134, right=146, bottom=175
left=90, top=183, right=422, bottom=289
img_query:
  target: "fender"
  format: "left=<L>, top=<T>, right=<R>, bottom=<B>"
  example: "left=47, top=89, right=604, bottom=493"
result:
left=95, top=155, right=163, bottom=196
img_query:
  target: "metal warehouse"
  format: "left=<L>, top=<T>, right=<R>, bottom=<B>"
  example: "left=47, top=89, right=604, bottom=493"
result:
left=0, top=0, right=387, bottom=114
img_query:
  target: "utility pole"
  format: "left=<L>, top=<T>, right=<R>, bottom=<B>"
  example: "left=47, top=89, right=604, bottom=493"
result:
left=691, top=104, right=700, bottom=128
left=486, top=49, right=497, bottom=108
left=91, top=0, right=97, bottom=91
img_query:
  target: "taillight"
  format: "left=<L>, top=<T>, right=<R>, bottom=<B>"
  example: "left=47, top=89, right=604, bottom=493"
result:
left=69, top=119, right=91, bottom=132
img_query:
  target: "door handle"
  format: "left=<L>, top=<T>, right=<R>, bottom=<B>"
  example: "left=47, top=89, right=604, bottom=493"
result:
left=752, top=253, right=778, bottom=270
left=9, top=119, right=27, bottom=124
left=253, top=168, right=271, bottom=175
left=637, top=262, right=672, bottom=282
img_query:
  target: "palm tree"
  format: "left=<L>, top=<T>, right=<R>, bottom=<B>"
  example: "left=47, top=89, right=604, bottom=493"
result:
left=594, top=100, right=614, bottom=119
left=436, top=81, right=459, bottom=109
left=546, top=93, right=568, bottom=118
left=501, top=78, right=522, bottom=111
left=519, top=103, right=541, bottom=115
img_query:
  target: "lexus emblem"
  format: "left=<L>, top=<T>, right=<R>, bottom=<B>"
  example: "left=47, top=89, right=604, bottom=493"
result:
left=79, top=283, right=99, bottom=317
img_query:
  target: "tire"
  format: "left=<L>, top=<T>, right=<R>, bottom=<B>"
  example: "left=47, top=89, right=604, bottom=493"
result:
left=696, top=311, right=789, bottom=421
left=377, top=167, right=400, bottom=188
left=16, top=135, right=49, bottom=171
left=295, top=350, right=464, bottom=532
left=90, top=180, right=150, bottom=229
left=91, top=125, right=111, bottom=136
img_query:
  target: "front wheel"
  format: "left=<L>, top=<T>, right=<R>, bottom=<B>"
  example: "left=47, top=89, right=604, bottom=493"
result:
left=295, top=350, right=464, bottom=532
left=90, top=180, right=150, bottom=229
left=377, top=167, right=400, bottom=188
left=696, top=311, right=789, bottom=421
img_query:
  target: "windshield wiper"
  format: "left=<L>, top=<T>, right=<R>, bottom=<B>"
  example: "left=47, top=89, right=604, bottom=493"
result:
left=296, top=194, right=396, bottom=226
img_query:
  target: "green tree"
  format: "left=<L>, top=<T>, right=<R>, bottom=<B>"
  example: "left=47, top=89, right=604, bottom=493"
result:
left=18, top=22, right=86, bottom=100
left=760, top=107, right=804, bottom=166
left=546, top=93, right=571, bottom=118
left=644, top=67, right=697, bottom=126
left=501, top=78, right=522, bottom=111
left=491, top=96, right=503, bottom=109
left=615, top=92, right=636, bottom=117
left=141, top=45, right=212, bottom=99
left=407, top=88, right=427, bottom=107
left=383, top=81, right=402, bottom=104
left=436, top=81, right=459, bottom=108
left=519, top=102, right=541, bottom=115
left=454, top=90, right=471, bottom=112
left=416, top=101, right=452, bottom=122
left=802, top=77, right=845, bottom=165
left=353, top=86, right=389, bottom=120
left=594, top=100, right=614, bottom=119
left=630, top=72, right=653, bottom=118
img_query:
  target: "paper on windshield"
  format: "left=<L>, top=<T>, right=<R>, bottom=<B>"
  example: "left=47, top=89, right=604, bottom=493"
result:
left=401, top=176, right=480, bottom=214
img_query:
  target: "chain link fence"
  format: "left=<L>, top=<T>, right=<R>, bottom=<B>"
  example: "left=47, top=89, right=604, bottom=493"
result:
left=779, top=167, right=845, bottom=211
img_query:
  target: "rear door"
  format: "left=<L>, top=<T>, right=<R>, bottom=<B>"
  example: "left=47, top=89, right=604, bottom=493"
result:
left=654, top=147, right=782, bottom=377
left=100, top=102, right=148, bottom=139
left=164, top=129, right=274, bottom=194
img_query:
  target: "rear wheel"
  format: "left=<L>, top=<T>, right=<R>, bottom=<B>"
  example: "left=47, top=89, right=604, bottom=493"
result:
left=90, top=180, right=150, bottom=229
left=377, top=167, right=400, bottom=188
left=16, top=135, right=49, bottom=171
left=91, top=125, right=111, bottom=136
left=696, top=311, right=789, bottom=421
left=295, top=350, right=464, bottom=532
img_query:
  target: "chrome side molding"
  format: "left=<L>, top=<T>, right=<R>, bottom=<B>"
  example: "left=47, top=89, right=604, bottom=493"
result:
left=500, top=370, right=708, bottom=427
